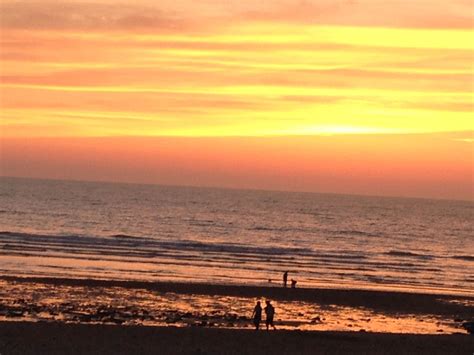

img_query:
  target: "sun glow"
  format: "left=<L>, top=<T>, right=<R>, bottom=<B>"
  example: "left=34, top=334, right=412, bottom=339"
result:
left=1, top=11, right=473, bottom=138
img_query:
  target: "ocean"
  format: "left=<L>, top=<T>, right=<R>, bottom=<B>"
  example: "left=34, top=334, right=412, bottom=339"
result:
left=0, top=177, right=472, bottom=295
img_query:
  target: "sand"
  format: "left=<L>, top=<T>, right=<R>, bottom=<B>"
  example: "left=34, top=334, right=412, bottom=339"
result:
left=0, top=276, right=473, bottom=354
left=0, top=321, right=473, bottom=355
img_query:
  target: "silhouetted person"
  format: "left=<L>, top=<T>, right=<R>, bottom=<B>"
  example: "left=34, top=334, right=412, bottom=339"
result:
left=291, top=279, right=297, bottom=288
left=283, top=271, right=288, bottom=288
left=264, top=300, right=276, bottom=330
left=252, top=301, right=262, bottom=330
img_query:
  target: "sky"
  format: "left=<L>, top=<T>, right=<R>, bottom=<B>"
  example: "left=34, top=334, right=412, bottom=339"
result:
left=0, top=0, right=473, bottom=200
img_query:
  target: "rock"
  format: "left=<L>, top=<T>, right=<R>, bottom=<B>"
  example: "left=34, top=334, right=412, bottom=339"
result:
left=462, top=321, right=474, bottom=334
left=226, top=313, right=237, bottom=320
left=111, top=317, right=125, bottom=325
left=6, top=309, right=24, bottom=318
left=101, top=316, right=124, bottom=325
left=165, top=314, right=182, bottom=323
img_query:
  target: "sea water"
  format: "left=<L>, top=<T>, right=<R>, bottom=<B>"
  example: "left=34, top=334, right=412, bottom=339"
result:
left=0, top=177, right=472, bottom=295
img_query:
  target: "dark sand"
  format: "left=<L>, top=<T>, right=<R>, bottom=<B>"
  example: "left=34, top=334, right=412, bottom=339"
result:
left=1, top=321, right=473, bottom=355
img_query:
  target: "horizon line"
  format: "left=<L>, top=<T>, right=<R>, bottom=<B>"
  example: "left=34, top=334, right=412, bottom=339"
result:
left=2, top=175, right=472, bottom=203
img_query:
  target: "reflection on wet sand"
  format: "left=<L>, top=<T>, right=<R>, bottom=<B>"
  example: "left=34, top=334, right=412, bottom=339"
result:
left=0, top=280, right=470, bottom=334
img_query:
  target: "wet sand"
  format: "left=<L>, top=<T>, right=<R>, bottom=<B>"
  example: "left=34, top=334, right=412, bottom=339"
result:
left=1, top=321, right=473, bottom=355
left=1, top=276, right=472, bottom=317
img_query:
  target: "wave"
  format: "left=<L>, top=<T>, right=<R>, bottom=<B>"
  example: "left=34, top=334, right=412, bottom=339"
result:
left=333, top=230, right=381, bottom=238
left=111, top=234, right=140, bottom=239
left=385, top=250, right=434, bottom=260
left=452, top=255, right=474, bottom=262
left=2, top=232, right=452, bottom=269
left=1, top=230, right=471, bottom=295
left=0, top=231, right=311, bottom=258
left=248, top=226, right=310, bottom=233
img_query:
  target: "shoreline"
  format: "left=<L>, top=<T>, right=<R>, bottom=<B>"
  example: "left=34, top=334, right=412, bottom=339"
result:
left=1, top=275, right=472, bottom=317
left=0, top=321, right=473, bottom=355
left=2, top=272, right=471, bottom=298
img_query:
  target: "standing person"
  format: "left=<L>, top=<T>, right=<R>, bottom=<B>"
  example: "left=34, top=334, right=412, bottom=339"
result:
left=251, top=301, right=262, bottom=330
left=283, top=271, right=288, bottom=288
left=264, top=300, right=276, bottom=330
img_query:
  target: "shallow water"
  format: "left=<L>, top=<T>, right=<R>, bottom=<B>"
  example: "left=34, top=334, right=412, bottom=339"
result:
left=0, top=177, right=472, bottom=295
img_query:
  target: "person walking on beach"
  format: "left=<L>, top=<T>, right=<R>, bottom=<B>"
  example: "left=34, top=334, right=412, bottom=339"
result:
left=283, top=271, right=288, bottom=288
left=264, top=300, right=276, bottom=330
left=252, top=301, right=262, bottom=330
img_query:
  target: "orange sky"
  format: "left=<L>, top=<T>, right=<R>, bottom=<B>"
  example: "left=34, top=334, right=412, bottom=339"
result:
left=0, top=1, right=473, bottom=199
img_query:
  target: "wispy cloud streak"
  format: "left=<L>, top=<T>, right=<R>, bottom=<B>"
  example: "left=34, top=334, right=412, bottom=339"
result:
left=0, top=0, right=473, bottom=137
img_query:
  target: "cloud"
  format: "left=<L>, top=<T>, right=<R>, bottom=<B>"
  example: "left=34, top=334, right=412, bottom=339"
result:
left=0, top=2, right=183, bottom=31
left=2, top=1, right=472, bottom=31
left=241, top=0, right=353, bottom=23
left=452, top=138, right=474, bottom=143
left=238, top=0, right=473, bottom=29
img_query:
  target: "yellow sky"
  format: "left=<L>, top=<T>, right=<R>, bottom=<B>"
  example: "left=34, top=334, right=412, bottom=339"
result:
left=1, top=0, right=473, bottom=137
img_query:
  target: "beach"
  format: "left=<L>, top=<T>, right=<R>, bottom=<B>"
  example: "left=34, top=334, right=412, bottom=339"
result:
left=0, top=276, right=473, bottom=354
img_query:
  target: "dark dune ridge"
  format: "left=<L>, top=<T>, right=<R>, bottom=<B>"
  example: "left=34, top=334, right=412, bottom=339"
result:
left=0, top=321, right=473, bottom=355
left=1, top=276, right=473, bottom=318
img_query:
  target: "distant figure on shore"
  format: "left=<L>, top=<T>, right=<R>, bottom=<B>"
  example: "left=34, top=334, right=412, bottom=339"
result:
left=291, top=279, right=297, bottom=289
left=283, top=271, right=288, bottom=288
left=252, top=301, right=262, bottom=330
left=264, top=300, right=276, bottom=330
